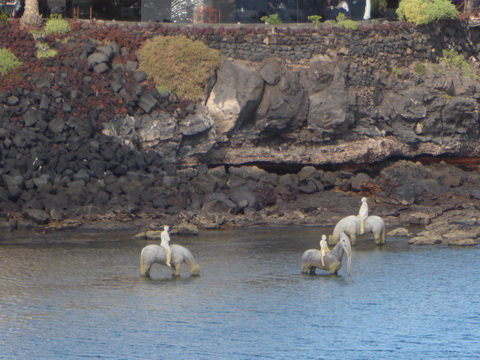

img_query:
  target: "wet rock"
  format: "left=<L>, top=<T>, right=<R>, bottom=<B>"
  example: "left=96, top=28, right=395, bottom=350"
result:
left=408, top=209, right=480, bottom=246
left=23, top=208, right=50, bottom=225
left=405, top=212, right=431, bottom=225
left=387, top=227, right=410, bottom=236
left=173, top=222, right=199, bottom=236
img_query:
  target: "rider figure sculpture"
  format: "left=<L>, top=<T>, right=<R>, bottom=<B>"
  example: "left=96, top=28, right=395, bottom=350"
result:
left=358, top=197, right=368, bottom=235
left=320, top=234, right=330, bottom=266
left=161, top=225, right=172, bottom=267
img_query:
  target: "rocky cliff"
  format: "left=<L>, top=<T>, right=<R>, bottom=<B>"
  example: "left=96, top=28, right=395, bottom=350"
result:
left=1, top=19, right=480, bottom=246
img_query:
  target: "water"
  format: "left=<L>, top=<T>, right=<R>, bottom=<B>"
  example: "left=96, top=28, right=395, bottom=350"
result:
left=1, top=227, right=479, bottom=360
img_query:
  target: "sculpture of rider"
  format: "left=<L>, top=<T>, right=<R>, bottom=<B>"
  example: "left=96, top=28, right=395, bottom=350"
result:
left=358, top=197, right=369, bottom=235
left=161, top=225, right=172, bottom=267
left=320, top=234, right=330, bottom=266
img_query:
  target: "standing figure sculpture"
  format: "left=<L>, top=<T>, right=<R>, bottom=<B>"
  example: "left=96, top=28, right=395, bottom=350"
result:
left=358, top=197, right=369, bottom=235
left=161, top=225, right=172, bottom=267
left=320, top=234, right=330, bottom=266
left=301, top=232, right=352, bottom=275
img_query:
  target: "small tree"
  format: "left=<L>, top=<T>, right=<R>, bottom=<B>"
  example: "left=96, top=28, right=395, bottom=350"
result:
left=396, top=0, right=459, bottom=25
left=308, top=15, right=322, bottom=29
left=260, top=14, right=282, bottom=34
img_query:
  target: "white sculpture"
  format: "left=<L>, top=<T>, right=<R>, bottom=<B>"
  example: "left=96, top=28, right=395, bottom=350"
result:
left=320, top=234, right=330, bottom=266
left=160, top=225, right=172, bottom=267
left=358, top=197, right=369, bottom=235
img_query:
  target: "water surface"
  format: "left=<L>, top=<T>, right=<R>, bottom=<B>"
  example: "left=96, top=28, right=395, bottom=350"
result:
left=1, top=227, right=479, bottom=359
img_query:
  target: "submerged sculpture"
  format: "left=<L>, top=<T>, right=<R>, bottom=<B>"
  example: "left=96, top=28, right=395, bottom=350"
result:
left=329, top=215, right=385, bottom=246
left=140, top=244, right=201, bottom=277
left=301, top=232, right=352, bottom=275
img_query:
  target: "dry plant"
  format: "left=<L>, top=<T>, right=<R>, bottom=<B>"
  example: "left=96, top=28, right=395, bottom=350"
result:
left=138, top=35, right=221, bottom=102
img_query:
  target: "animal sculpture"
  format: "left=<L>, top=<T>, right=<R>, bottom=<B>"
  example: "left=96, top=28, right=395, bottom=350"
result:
left=140, top=244, right=200, bottom=277
left=301, top=232, right=352, bottom=275
left=329, top=215, right=386, bottom=246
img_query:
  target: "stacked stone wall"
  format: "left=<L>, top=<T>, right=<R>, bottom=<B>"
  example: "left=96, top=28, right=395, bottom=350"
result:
left=185, top=21, right=477, bottom=68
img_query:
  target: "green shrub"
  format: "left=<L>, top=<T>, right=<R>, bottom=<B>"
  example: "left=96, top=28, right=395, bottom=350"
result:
left=338, top=19, right=359, bottom=30
left=36, top=42, right=58, bottom=59
left=396, top=0, right=459, bottom=25
left=0, top=48, right=22, bottom=75
left=439, top=49, right=477, bottom=79
left=392, top=67, right=401, bottom=76
left=43, top=15, right=71, bottom=36
left=138, top=35, right=221, bottom=102
left=413, top=62, right=427, bottom=74
left=156, top=85, right=171, bottom=95
left=324, top=13, right=359, bottom=30
left=260, top=14, right=282, bottom=33
left=260, top=14, right=282, bottom=26
left=439, top=49, right=466, bottom=69
left=308, top=15, right=322, bottom=28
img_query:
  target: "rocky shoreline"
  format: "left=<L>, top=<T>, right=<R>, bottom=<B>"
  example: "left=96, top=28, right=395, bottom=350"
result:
left=1, top=20, right=480, bottom=246
left=2, top=158, right=479, bottom=247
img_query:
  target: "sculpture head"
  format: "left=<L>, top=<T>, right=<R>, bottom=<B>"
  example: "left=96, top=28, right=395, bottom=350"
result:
left=163, top=225, right=170, bottom=232
left=361, top=197, right=367, bottom=203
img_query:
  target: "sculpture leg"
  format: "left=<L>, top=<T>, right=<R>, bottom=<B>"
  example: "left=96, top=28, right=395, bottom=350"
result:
left=360, top=219, right=365, bottom=234
left=140, top=255, right=151, bottom=277
left=172, top=263, right=181, bottom=276
left=350, top=234, right=357, bottom=246
left=165, top=247, right=172, bottom=267
left=190, top=264, right=201, bottom=276
left=140, top=264, right=151, bottom=277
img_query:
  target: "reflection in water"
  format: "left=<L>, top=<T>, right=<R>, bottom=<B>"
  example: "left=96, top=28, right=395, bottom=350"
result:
left=0, top=227, right=479, bottom=359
